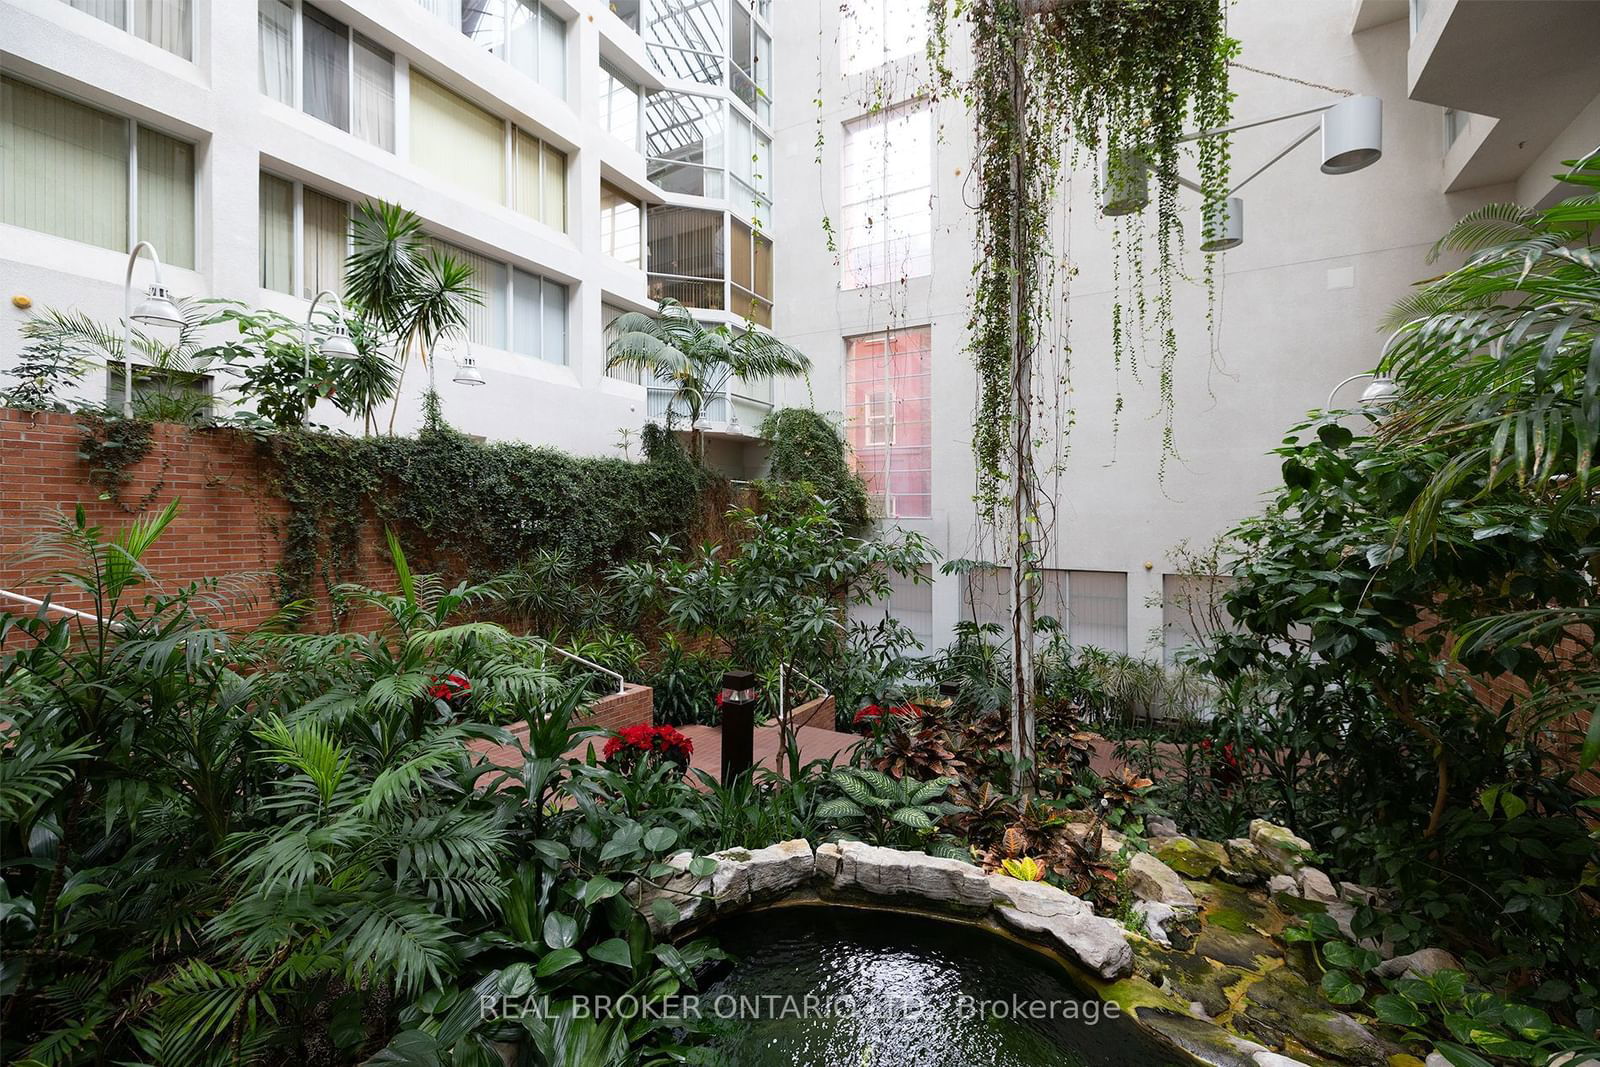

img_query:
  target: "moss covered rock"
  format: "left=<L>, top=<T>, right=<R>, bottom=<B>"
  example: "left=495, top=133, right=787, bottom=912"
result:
left=1157, top=836, right=1231, bottom=879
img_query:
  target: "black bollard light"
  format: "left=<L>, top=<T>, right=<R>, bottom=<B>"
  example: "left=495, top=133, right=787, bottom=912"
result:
left=719, top=669, right=758, bottom=783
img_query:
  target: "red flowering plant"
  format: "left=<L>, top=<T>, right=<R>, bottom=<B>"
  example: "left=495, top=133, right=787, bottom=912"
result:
left=851, top=702, right=923, bottom=736
left=1198, top=736, right=1253, bottom=790
left=602, top=724, right=695, bottom=775
left=425, top=670, right=472, bottom=712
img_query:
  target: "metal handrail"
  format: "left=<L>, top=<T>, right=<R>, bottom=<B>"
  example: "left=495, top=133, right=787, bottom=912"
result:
left=535, top=638, right=626, bottom=696
left=0, top=589, right=128, bottom=632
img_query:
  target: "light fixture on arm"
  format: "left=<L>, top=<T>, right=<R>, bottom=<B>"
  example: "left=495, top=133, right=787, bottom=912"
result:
left=302, top=289, right=359, bottom=379
left=120, top=241, right=186, bottom=419
left=1101, top=94, right=1384, bottom=251
left=1326, top=327, right=1408, bottom=413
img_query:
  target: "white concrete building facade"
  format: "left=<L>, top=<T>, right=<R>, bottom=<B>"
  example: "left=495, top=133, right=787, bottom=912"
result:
left=4, top=0, right=1598, bottom=657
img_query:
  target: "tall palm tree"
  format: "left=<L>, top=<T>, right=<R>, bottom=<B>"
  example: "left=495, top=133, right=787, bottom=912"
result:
left=606, top=298, right=812, bottom=461
left=345, top=200, right=481, bottom=433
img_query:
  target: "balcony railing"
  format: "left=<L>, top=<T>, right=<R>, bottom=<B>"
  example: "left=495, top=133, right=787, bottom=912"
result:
left=645, top=387, right=773, bottom=432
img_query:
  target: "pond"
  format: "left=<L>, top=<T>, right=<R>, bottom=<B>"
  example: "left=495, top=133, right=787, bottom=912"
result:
left=701, top=905, right=1186, bottom=1067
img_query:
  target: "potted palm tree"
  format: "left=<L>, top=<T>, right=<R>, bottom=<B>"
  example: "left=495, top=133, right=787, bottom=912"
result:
left=605, top=299, right=811, bottom=462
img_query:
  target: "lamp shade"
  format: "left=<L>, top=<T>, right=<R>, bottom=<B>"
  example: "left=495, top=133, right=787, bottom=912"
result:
left=1200, top=197, right=1244, bottom=251
left=453, top=353, right=485, bottom=386
left=1321, top=95, right=1382, bottom=174
left=1101, top=148, right=1150, bottom=216
left=130, top=284, right=185, bottom=328
left=1360, top=375, right=1399, bottom=406
left=318, top=324, right=359, bottom=360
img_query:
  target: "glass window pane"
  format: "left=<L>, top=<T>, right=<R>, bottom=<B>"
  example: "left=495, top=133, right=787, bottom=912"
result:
left=302, top=188, right=349, bottom=298
left=134, top=0, right=192, bottom=58
left=601, top=64, right=639, bottom=148
left=538, top=3, right=566, bottom=97
left=845, top=326, right=932, bottom=518
left=842, top=101, right=931, bottom=288
left=541, top=142, right=566, bottom=232
left=258, top=0, right=295, bottom=103
left=1, top=76, right=129, bottom=252
left=137, top=126, right=194, bottom=269
left=601, top=183, right=642, bottom=267
left=512, top=267, right=541, bottom=358
left=302, top=4, right=351, bottom=131
left=1068, top=571, right=1128, bottom=653
left=541, top=277, right=566, bottom=365
left=513, top=128, right=544, bottom=223
left=411, top=73, right=506, bottom=205
left=66, top=0, right=127, bottom=30
left=842, top=0, right=929, bottom=75
left=645, top=0, right=724, bottom=83
left=461, top=0, right=502, bottom=50
left=352, top=35, right=395, bottom=151
left=431, top=238, right=506, bottom=348
left=259, top=173, right=294, bottom=293
left=646, top=91, right=724, bottom=197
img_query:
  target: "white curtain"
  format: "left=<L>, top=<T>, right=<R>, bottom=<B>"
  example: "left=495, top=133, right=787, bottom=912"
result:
left=1067, top=570, right=1130, bottom=653
left=541, top=141, right=565, bottom=231
left=258, top=0, right=294, bottom=104
left=302, top=4, right=350, bottom=131
left=135, top=0, right=192, bottom=59
left=66, top=0, right=126, bottom=29
left=259, top=173, right=294, bottom=293
left=431, top=238, right=506, bottom=349
left=411, top=73, right=505, bottom=205
left=351, top=35, right=395, bottom=151
left=537, top=2, right=566, bottom=97
left=513, top=128, right=543, bottom=224
left=512, top=267, right=541, bottom=359
left=302, top=188, right=348, bottom=298
left=136, top=126, right=195, bottom=269
left=1, top=75, right=130, bottom=253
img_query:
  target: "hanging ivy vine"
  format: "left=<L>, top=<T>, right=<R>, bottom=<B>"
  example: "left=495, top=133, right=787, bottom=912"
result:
left=931, top=0, right=1235, bottom=513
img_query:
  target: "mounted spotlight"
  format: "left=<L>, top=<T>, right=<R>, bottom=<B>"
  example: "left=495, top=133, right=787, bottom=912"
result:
left=1200, top=197, right=1244, bottom=251
left=130, top=283, right=184, bottom=329
left=1321, top=95, right=1383, bottom=174
left=1100, top=149, right=1149, bottom=216
left=120, top=241, right=186, bottom=418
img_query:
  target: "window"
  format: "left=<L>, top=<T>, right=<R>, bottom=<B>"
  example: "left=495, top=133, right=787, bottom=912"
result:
left=850, top=565, right=934, bottom=648
left=600, top=64, right=642, bottom=150
left=645, top=0, right=724, bottom=84
left=963, top=565, right=1010, bottom=630
left=842, top=102, right=931, bottom=288
left=61, top=0, right=193, bottom=59
left=646, top=91, right=724, bottom=197
left=259, top=1, right=395, bottom=152
left=426, top=238, right=567, bottom=363
left=2, top=76, right=195, bottom=268
left=729, top=219, right=772, bottom=327
left=729, top=111, right=771, bottom=222
left=730, top=3, right=771, bottom=123
left=106, top=366, right=213, bottom=419
left=842, top=0, right=929, bottom=75
left=609, top=2, right=641, bottom=32
left=603, top=303, right=644, bottom=383
left=601, top=183, right=643, bottom=268
left=417, top=0, right=568, bottom=97
left=647, top=206, right=724, bottom=310
left=258, top=173, right=351, bottom=298
left=1443, top=108, right=1468, bottom=150
left=1064, top=571, right=1128, bottom=653
left=845, top=327, right=931, bottom=518
left=513, top=129, right=567, bottom=231
left=1163, top=574, right=1237, bottom=665
left=411, top=73, right=505, bottom=205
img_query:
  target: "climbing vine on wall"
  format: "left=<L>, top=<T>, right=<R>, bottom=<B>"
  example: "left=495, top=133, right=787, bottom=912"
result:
left=267, top=418, right=709, bottom=609
left=931, top=0, right=1234, bottom=511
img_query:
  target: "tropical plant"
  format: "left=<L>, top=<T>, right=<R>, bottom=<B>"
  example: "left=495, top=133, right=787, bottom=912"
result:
left=1, top=308, right=96, bottom=411
left=344, top=200, right=481, bottom=433
left=758, top=406, right=871, bottom=530
left=815, top=767, right=966, bottom=858
left=606, top=298, right=812, bottom=461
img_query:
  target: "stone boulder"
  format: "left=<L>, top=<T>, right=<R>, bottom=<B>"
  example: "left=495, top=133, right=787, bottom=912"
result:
left=1127, top=850, right=1199, bottom=909
left=1134, top=900, right=1180, bottom=947
left=632, top=850, right=712, bottom=936
left=992, top=876, right=1133, bottom=979
left=1219, top=838, right=1278, bottom=885
left=1157, top=837, right=1230, bottom=879
left=709, top=839, right=816, bottom=909
left=1146, top=815, right=1180, bottom=838
left=1248, top=819, right=1312, bottom=875
left=815, top=840, right=996, bottom=910
left=1295, top=866, right=1340, bottom=904
left=1374, top=948, right=1463, bottom=981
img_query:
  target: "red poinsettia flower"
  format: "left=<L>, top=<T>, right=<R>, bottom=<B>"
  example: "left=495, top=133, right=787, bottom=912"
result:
left=602, top=725, right=694, bottom=769
left=427, top=670, right=472, bottom=704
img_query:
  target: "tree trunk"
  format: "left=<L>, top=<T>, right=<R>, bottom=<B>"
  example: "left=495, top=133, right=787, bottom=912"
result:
left=1006, top=14, right=1038, bottom=797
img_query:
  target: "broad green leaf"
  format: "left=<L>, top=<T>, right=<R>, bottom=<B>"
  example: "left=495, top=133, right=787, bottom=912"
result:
left=533, top=839, right=570, bottom=862
left=644, top=826, right=678, bottom=853
left=589, top=938, right=633, bottom=968
left=535, top=948, right=582, bottom=978
left=650, top=897, right=681, bottom=929
left=1500, top=1003, right=1551, bottom=1039
left=688, top=856, right=717, bottom=878
left=1373, top=994, right=1426, bottom=1028
left=1320, top=969, right=1365, bottom=1005
left=1435, top=1043, right=1496, bottom=1067
left=499, top=962, right=535, bottom=999
left=583, top=877, right=623, bottom=906
left=1323, top=942, right=1380, bottom=972
left=543, top=912, right=578, bottom=950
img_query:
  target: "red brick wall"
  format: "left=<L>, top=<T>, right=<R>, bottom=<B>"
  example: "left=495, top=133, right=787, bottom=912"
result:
left=0, top=408, right=391, bottom=631
left=579, top=683, right=654, bottom=731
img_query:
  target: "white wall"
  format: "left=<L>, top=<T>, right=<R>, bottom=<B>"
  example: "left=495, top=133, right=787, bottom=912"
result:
left=0, top=0, right=657, bottom=456
left=768, top=0, right=1513, bottom=655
